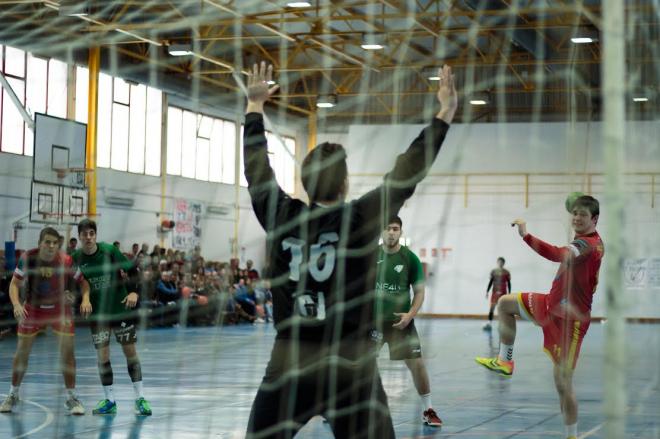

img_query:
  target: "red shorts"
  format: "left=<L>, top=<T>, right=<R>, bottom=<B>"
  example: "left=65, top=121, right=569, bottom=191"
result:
left=17, top=304, right=75, bottom=337
left=490, top=290, right=506, bottom=305
left=517, top=293, right=589, bottom=369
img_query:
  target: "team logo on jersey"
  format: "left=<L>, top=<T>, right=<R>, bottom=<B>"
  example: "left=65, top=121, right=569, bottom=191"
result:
left=394, top=265, right=404, bottom=273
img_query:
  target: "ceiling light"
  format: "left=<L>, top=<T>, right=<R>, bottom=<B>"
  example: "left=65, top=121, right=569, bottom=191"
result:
left=267, top=80, right=276, bottom=85
left=168, top=43, right=192, bottom=56
left=361, top=33, right=386, bottom=50
left=469, top=91, right=489, bottom=106
left=316, top=94, right=337, bottom=108
left=571, top=37, right=594, bottom=44
left=286, top=1, right=311, bottom=7
left=422, top=67, right=441, bottom=81
left=632, top=97, right=649, bottom=102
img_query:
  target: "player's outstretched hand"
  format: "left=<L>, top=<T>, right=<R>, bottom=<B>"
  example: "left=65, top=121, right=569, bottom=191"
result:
left=247, top=61, right=279, bottom=104
left=13, top=303, right=27, bottom=323
left=80, top=300, right=92, bottom=318
left=392, top=312, right=412, bottom=330
left=122, top=292, right=139, bottom=309
left=436, top=64, right=457, bottom=124
left=511, top=219, right=528, bottom=237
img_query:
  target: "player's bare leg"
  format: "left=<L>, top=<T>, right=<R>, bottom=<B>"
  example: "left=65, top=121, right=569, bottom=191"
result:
left=59, top=334, right=84, bottom=414
left=121, top=343, right=151, bottom=415
left=404, top=358, right=441, bottom=426
left=475, top=295, right=519, bottom=376
left=496, top=295, right=520, bottom=345
left=404, top=358, right=430, bottom=396
left=11, top=335, right=35, bottom=388
left=554, top=363, right=578, bottom=437
left=93, top=344, right=117, bottom=414
left=58, top=334, right=76, bottom=390
left=0, top=335, right=35, bottom=412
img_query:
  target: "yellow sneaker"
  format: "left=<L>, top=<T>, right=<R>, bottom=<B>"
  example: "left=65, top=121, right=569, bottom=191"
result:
left=475, top=356, right=514, bottom=377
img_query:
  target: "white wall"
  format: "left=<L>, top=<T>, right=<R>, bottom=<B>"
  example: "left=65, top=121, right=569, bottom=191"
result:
left=0, top=153, right=266, bottom=269
left=330, top=120, right=660, bottom=318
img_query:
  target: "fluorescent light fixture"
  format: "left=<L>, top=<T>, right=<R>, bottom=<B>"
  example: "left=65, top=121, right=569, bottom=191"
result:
left=422, top=67, right=441, bottom=81
left=469, top=92, right=489, bottom=106
left=361, top=33, right=386, bottom=50
left=632, top=97, right=649, bottom=102
left=571, top=37, right=594, bottom=44
left=316, top=94, right=337, bottom=108
left=287, top=1, right=311, bottom=7
left=168, top=43, right=192, bottom=56
left=105, top=196, right=134, bottom=207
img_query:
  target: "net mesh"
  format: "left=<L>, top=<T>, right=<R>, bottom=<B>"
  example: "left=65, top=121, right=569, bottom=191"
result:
left=0, top=1, right=658, bottom=438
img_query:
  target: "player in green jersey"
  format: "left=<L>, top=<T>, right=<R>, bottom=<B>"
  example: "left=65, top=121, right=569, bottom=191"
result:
left=72, top=219, right=152, bottom=416
left=374, top=216, right=442, bottom=427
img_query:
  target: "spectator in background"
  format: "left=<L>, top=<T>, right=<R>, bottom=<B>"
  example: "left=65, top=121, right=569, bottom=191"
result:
left=66, top=238, right=78, bottom=256
left=150, top=245, right=160, bottom=257
left=246, top=260, right=259, bottom=281
left=155, top=271, right=180, bottom=326
left=112, top=241, right=121, bottom=252
left=130, top=243, right=140, bottom=261
left=141, top=243, right=150, bottom=255
left=234, top=278, right=258, bottom=321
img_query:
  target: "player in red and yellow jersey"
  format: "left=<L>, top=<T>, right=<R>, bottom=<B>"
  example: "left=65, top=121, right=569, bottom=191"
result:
left=475, top=195, right=603, bottom=439
left=0, top=227, right=91, bottom=415
left=483, top=257, right=511, bottom=331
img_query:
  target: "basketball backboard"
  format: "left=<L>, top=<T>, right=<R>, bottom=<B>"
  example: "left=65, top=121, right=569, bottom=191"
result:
left=33, top=112, right=87, bottom=188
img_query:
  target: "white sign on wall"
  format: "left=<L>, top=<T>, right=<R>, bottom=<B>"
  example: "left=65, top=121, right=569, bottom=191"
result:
left=624, top=258, right=647, bottom=289
left=172, top=199, right=203, bottom=251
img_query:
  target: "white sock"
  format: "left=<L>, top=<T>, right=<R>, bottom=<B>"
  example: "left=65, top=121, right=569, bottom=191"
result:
left=103, top=385, right=115, bottom=402
left=499, top=343, right=514, bottom=362
left=133, top=381, right=144, bottom=399
left=67, top=388, right=77, bottom=399
left=565, top=423, right=577, bottom=437
left=420, top=393, right=433, bottom=410
left=9, top=385, right=19, bottom=395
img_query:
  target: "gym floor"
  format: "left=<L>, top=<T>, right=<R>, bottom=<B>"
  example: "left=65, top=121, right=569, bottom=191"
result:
left=0, top=319, right=658, bottom=438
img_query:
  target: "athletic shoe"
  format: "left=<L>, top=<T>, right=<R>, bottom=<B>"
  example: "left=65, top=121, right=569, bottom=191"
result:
left=0, top=393, right=19, bottom=413
left=92, top=399, right=117, bottom=415
left=475, top=356, right=514, bottom=377
left=422, top=408, right=443, bottom=426
left=482, top=323, right=492, bottom=331
left=65, top=396, right=85, bottom=415
left=135, top=397, right=152, bottom=416
left=567, top=436, right=577, bottom=439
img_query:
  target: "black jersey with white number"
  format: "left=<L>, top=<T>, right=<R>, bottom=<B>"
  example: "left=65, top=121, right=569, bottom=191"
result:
left=243, top=113, right=450, bottom=343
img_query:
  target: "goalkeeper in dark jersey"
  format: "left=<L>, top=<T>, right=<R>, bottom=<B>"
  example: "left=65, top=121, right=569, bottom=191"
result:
left=72, top=219, right=152, bottom=416
left=242, top=62, right=457, bottom=438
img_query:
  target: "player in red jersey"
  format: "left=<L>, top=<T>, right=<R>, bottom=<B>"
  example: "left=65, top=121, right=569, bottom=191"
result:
left=475, top=196, right=604, bottom=439
left=483, top=257, right=511, bottom=331
left=0, top=227, right=92, bottom=415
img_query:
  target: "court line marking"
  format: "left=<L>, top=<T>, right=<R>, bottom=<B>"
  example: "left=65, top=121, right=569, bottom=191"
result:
left=0, top=394, right=55, bottom=439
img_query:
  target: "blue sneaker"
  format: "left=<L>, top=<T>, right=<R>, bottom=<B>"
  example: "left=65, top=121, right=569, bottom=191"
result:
left=92, top=399, right=117, bottom=415
left=135, top=397, right=152, bottom=416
